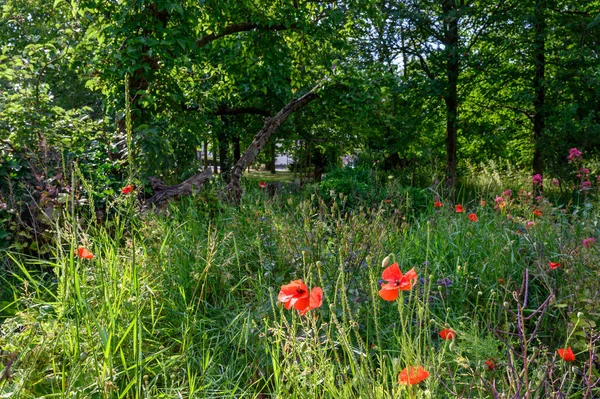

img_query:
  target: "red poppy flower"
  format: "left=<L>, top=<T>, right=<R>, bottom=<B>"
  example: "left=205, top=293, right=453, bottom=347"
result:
left=278, top=279, right=309, bottom=310
left=259, top=182, right=267, bottom=189
left=439, top=329, right=455, bottom=340
left=455, top=204, right=464, bottom=213
left=468, top=213, right=478, bottom=222
left=549, top=262, right=561, bottom=270
left=75, top=246, right=94, bottom=259
left=558, top=347, right=575, bottom=362
left=385, top=199, right=391, bottom=203
left=434, top=201, right=443, bottom=208
left=398, top=366, right=429, bottom=385
left=485, top=359, right=496, bottom=370
left=298, top=287, right=323, bottom=316
left=278, top=280, right=323, bottom=315
left=480, top=200, right=486, bottom=206
left=378, top=263, right=417, bottom=301
left=533, top=209, right=542, bottom=217
left=121, top=184, right=134, bottom=195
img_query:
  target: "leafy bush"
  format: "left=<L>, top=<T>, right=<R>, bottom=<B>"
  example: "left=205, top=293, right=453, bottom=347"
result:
left=319, top=166, right=379, bottom=207
left=318, top=166, right=430, bottom=217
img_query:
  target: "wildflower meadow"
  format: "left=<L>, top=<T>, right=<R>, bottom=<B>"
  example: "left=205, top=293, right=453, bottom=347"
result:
left=1, top=147, right=600, bottom=398
left=2, top=1, right=600, bottom=397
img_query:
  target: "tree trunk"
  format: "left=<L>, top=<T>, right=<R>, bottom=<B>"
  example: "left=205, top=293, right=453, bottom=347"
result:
left=442, top=0, right=460, bottom=196
left=218, top=117, right=232, bottom=181
left=203, top=140, right=208, bottom=170
left=269, top=142, right=277, bottom=174
left=226, top=87, right=320, bottom=202
left=212, top=137, right=218, bottom=174
left=532, top=0, right=546, bottom=185
left=233, top=134, right=241, bottom=164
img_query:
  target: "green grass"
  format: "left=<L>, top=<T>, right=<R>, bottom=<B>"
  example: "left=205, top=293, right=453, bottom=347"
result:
left=1, top=178, right=599, bottom=398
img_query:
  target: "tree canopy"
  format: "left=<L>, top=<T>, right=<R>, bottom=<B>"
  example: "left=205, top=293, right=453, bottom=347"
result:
left=1, top=0, right=599, bottom=194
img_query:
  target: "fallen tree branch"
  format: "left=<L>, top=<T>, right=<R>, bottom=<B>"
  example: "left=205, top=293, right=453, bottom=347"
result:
left=145, top=169, right=213, bottom=206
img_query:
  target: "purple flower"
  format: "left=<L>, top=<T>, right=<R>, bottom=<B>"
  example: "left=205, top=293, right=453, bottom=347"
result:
left=532, top=174, right=543, bottom=186
left=582, top=181, right=592, bottom=189
left=583, top=238, right=596, bottom=249
left=436, top=277, right=453, bottom=287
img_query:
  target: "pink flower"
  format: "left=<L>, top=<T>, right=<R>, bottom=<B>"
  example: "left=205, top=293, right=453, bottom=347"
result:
left=526, top=221, right=535, bottom=229
left=582, top=181, right=592, bottom=189
left=502, top=190, right=512, bottom=198
left=552, top=178, right=559, bottom=186
left=532, top=174, right=543, bottom=186
left=494, top=196, right=506, bottom=210
left=567, top=148, right=582, bottom=162
left=581, top=168, right=590, bottom=175
left=583, top=238, right=596, bottom=249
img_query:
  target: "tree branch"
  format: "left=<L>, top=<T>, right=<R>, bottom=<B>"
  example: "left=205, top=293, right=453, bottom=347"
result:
left=196, top=22, right=294, bottom=48
left=226, top=81, right=324, bottom=203
left=215, top=106, right=272, bottom=117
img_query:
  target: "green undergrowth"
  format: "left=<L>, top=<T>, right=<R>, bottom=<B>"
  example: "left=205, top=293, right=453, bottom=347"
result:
left=1, top=180, right=599, bottom=398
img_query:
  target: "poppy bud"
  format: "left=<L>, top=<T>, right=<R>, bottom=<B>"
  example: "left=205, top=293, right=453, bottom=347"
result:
left=381, top=255, right=392, bottom=268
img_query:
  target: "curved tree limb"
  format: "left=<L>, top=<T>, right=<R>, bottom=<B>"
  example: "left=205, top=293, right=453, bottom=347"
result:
left=196, top=22, right=294, bottom=48
left=225, top=82, right=322, bottom=203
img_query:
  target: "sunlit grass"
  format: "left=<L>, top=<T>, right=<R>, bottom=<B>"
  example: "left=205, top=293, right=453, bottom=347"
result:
left=1, top=176, right=599, bottom=398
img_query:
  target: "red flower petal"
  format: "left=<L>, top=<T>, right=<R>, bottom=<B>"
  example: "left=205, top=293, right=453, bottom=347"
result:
left=468, top=213, right=478, bottom=222
left=381, top=263, right=403, bottom=282
left=75, top=246, right=94, bottom=259
left=439, top=329, right=455, bottom=340
left=455, top=204, right=464, bottom=213
left=398, top=366, right=429, bottom=385
left=293, top=296, right=310, bottom=312
left=278, top=279, right=309, bottom=306
left=378, top=288, right=399, bottom=301
left=485, top=359, right=495, bottom=370
left=309, top=287, right=323, bottom=309
left=400, top=268, right=417, bottom=289
left=549, top=262, right=561, bottom=269
left=558, top=347, right=575, bottom=362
